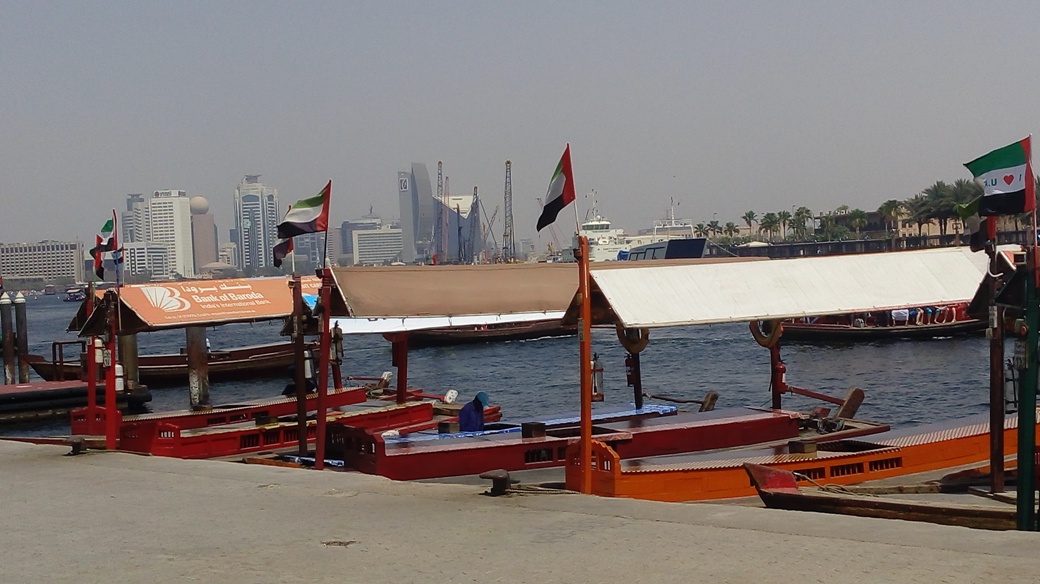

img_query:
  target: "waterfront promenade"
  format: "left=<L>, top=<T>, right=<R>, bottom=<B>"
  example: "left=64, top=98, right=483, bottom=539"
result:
left=2, top=439, right=1037, bottom=583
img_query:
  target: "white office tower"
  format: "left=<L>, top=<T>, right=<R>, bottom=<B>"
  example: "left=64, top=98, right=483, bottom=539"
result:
left=121, top=193, right=148, bottom=244
left=148, top=189, right=195, bottom=278
left=233, top=175, right=280, bottom=270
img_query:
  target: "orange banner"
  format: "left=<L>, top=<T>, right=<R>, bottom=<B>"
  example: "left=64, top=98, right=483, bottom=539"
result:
left=117, top=276, right=319, bottom=328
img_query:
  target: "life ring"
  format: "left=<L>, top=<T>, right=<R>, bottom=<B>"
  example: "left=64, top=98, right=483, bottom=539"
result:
left=616, top=324, right=650, bottom=354
left=749, top=319, right=783, bottom=348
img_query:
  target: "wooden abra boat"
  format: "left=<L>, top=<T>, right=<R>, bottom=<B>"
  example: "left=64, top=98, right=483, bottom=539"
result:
left=389, top=319, right=572, bottom=348
left=743, top=463, right=1016, bottom=530
left=25, top=341, right=299, bottom=387
left=773, top=304, right=985, bottom=342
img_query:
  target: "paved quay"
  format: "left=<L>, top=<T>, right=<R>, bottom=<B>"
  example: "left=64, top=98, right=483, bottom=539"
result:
left=2, top=440, right=1039, bottom=584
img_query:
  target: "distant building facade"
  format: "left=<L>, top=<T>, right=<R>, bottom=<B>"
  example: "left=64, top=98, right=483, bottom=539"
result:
left=121, top=193, right=148, bottom=244
left=189, top=196, right=218, bottom=273
left=218, top=242, right=237, bottom=267
left=339, top=214, right=383, bottom=257
left=353, top=227, right=403, bottom=265
left=124, top=242, right=171, bottom=280
left=0, top=240, right=84, bottom=282
left=397, top=163, right=435, bottom=263
left=433, top=192, right=481, bottom=263
left=233, top=175, right=280, bottom=270
left=148, top=189, right=194, bottom=278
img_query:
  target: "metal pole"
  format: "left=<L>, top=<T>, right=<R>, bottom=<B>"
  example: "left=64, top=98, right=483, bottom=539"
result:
left=578, top=236, right=593, bottom=495
left=1, top=293, right=14, bottom=385
left=292, top=275, right=307, bottom=456
left=1017, top=254, right=1038, bottom=530
left=14, top=292, right=29, bottom=383
left=314, top=268, right=333, bottom=470
left=987, top=240, right=1005, bottom=493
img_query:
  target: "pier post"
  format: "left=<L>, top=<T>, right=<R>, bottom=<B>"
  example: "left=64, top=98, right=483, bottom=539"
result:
left=14, top=292, right=29, bottom=383
left=104, top=290, right=118, bottom=450
left=392, top=335, right=409, bottom=405
left=185, top=326, right=210, bottom=410
left=118, top=333, right=141, bottom=395
left=314, top=268, right=334, bottom=470
left=1, top=293, right=13, bottom=384
left=577, top=236, right=593, bottom=495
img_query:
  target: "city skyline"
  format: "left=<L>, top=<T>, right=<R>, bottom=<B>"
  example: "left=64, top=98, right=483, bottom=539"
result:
left=3, top=3, right=1040, bottom=249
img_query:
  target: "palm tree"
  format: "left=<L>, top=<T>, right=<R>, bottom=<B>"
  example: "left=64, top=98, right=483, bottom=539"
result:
left=707, top=219, right=722, bottom=238
left=847, top=208, right=868, bottom=238
left=877, top=199, right=903, bottom=249
left=723, top=222, right=738, bottom=238
left=694, top=222, right=708, bottom=237
left=759, top=212, right=780, bottom=241
left=921, top=181, right=954, bottom=236
left=792, top=206, right=813, bottom=240
left=902, top=194, right=930, bottom=237
left=777, top=210, right=792, bottom=240
left=741, top=211, right=757, bottom=237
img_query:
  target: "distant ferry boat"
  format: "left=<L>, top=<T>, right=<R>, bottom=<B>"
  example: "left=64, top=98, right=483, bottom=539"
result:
left=561, top=204, right=707, bottom=262
left=43, top=284, right=56, bottom=295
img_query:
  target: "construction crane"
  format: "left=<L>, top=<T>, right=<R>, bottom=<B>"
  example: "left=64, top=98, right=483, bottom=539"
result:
left=436, top=161, right=444, bottom=260
left=482, top=203, right=500, bottom=261
left=502, top=160, right=515, bottom=262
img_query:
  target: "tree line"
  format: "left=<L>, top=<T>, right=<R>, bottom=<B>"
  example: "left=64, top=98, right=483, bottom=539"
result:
left=697, top=177, right=1040, bottom=245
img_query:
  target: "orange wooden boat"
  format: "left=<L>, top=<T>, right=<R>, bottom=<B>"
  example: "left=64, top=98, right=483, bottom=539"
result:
left=564, top=408, right=1040, bottom=502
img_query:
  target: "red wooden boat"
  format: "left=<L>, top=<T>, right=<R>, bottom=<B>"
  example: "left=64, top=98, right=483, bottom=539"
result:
left=0, top=379, right=150, bottom=424
left=24, top=341, right=299, bottom=387
left=388, top=319, right=572, bottom=348
left=772, top=304, right=985, bottom=342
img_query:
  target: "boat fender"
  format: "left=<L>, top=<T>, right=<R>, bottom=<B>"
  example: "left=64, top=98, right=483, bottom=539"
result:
left=749, top=320, right=783, bottom=348
left=616, top=325, right=650, bottom=354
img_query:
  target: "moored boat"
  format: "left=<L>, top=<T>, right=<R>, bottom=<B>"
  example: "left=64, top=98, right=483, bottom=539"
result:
left=24, top=341, right=299, bottom=387
left=773, top=305, right=986, bottom=341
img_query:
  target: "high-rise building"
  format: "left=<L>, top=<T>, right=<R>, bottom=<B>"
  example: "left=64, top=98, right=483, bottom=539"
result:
left=353, top=227, right=404, bottom=265
left=123, top=242, right=171, bottom=280
left=233, top=175, right=279, bottom=270
left=218, top=242, right=237, bottom=267
left=121, top=193, right=147, bottom=244
left=397, top=163, right=435, bottom=263
left=339, top=214, right=382, bottom=255
left=189, top=196, right=218, bottom=273
left=148, top=189, right=194, bottom=278
left=0, top=240, right=84, bottom=282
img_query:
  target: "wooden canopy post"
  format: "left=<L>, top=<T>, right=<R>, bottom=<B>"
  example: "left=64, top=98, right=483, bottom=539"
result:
left=1017, top=250, right=1038, bottom=530
left=104, top=290, right=118, bottom=450
left=985, top=225, right=1005, bottom=493
left=0, top=293, right=13, bottom=384
left=118, top=333, right=141, bottom=398
left=577, top=235, right=593, bottom=495
left=314, top=268, right=334, bottom=470
left=84, top=284, right=99, bottom=433
left=185, top=326, right=210, bottom=410
left=14, top=292, right=29, bottom=383
left=392, top=334, right=409, bottom=404
left=291, top=275, right=308, bottom=456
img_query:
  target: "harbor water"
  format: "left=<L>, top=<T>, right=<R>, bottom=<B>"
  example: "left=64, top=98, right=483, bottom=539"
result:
left=0, top=294, right=1003, bottom=437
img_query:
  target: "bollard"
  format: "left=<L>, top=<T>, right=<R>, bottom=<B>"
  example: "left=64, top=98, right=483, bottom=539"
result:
left=1, top=293, right=13, bottom=385
left=14, top=292, right=29, bottom=383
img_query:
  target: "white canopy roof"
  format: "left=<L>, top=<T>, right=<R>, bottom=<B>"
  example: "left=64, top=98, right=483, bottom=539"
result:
left=589, top=246, right=1004, bottom=329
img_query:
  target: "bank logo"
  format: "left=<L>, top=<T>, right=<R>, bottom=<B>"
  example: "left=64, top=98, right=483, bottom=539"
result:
left=141, top=286, right=192, bottom=312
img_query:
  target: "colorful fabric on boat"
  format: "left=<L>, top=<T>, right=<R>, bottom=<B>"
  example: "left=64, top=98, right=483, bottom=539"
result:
left=536, top=144, right=576, bottom=232
left=964, top=136, right=1035, bottom=216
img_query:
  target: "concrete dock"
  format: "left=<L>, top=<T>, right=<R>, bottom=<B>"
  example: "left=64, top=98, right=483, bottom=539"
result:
left=2, top=439, right=1038, bottom=583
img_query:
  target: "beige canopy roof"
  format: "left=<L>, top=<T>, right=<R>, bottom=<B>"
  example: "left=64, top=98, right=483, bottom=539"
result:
left=328, top=258, right=761, bottom=333
left=567, top=246, right=1006, bottom=329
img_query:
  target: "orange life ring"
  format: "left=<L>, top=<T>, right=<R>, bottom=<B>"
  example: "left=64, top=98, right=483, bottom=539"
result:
left=749, top=319, right=783, bottom=348
left=616, top=324, right=650, bottom=354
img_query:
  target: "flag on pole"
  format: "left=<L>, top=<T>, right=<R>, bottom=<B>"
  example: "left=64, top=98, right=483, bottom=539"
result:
left=536, top=144, right=576, bottom=232
left=964, top=136, right=1035, bottom=216
left=89, top=211, right=118, bottom=280
left=272, top=237, right=294, bottom=268
left=276, top=180, right=331, bottom=238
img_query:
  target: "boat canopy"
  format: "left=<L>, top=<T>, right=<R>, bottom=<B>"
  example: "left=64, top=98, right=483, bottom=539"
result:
left=568, top=246, right=1010, bottom=329
left=328, top=258, right=759, bottom=334
left=77, top=276, right=320, bottom=335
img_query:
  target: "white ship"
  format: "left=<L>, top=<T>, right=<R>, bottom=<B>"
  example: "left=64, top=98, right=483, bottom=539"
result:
left=560, top=198, right=703, bottom=262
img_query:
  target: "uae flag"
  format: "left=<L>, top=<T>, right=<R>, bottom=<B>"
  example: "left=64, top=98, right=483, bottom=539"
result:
left=89, top=213, right=117, bottom=280
left=272, top=237, right=294, bottom=268
left=964, top=136, right=1035, bottom=216
left=536, top=144, right=576, bottom=232
left=276, top=180, right=331, bottom=238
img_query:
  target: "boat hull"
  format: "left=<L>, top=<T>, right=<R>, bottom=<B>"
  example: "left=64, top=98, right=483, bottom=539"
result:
left=777, top=319, right=986, bottom=342
left=25, top=342, right=299, bottom=387
left=389, top=319, right=573, bottom=348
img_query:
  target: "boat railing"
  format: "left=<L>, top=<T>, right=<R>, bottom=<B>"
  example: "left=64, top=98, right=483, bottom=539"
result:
left=50, top=340, right=86, bottom=381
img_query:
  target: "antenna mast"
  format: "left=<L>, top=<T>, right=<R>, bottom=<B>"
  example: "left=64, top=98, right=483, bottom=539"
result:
left=503, top=160, right=515, bottom=262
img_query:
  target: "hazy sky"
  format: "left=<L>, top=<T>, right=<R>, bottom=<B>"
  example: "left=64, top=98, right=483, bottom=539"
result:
left=3, top=1, right=1039, bottom=250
